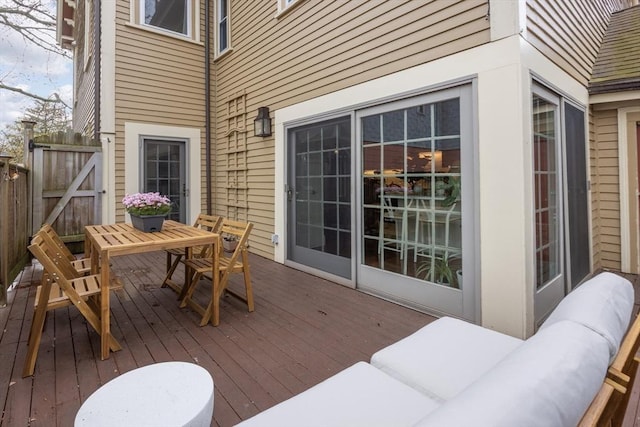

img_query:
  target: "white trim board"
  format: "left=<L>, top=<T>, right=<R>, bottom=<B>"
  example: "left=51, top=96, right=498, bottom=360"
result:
left=124, top=122, right=202, bottom=224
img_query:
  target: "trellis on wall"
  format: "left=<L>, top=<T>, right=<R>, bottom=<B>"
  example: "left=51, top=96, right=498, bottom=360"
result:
left=223, top=91, right=249, bottom=221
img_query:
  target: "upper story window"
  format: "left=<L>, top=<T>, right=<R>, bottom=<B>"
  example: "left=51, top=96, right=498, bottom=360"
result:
left=141, top=0, right=191, bottom=37
left=216, top=0, right=230, bottom=54
left=278, top=0, right=300, bottom=13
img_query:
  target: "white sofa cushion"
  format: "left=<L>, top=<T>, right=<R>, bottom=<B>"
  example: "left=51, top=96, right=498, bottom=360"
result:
left=235, top=361, right=440, bottom=427
left=414, top=320, right=611, bottom=427
left=540, top=272, right=633, bottom=362
left=371, top=317, right=523, bottom=401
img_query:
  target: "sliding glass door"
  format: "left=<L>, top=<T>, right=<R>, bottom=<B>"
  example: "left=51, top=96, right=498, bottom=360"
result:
left=356, top=85, right=475, bottom=320
left=287, top=117, right=352, bottom=279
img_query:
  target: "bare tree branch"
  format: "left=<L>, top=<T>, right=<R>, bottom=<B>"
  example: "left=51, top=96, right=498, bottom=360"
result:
left=0, top=82, right=69, bottom=109
left=0, top=0, right=70, bottom=59
left=0, top=0, right=72, bottom=108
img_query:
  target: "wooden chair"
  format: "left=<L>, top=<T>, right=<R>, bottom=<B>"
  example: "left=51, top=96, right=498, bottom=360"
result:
left=180, top=219, right=254, bottom=326
left=161, top=214, right=222, bottom=296
left=39, top=223, right=91, bottom=275
left=23, top=233, right=123, bottom=377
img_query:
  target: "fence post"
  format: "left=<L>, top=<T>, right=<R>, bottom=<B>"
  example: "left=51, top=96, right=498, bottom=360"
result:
left=0, top=153, right=11, bottom=306
left=22, top=120, right=36, bottom=168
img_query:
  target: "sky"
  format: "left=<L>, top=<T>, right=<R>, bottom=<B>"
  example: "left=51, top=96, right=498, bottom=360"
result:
left=0, top=2, right=73, bottom=130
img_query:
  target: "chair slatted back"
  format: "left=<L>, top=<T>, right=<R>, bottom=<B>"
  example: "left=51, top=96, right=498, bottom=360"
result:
left=39, top=223, right=76, bottom=261
left=39, top=223, right=91, bottom=275
left=194, top=214, right=223, bottom=257
left=219, top=218, right=253, bottom=268
left=36, top=231, right=82, bottom=281
left=29, top=234, right=84, bottom=301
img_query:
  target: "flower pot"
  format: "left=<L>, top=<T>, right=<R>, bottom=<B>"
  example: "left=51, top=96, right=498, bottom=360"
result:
left=130, top=214, right=165, bottom=232
left=223, top=238, right=238, bottom=253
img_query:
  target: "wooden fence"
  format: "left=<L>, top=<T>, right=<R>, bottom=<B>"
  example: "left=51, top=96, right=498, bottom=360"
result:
left=30, top=131, right=102, bottom=248
left=0, top=160, right=29, bottom=306
left=0, top=130, right=101, bottom=305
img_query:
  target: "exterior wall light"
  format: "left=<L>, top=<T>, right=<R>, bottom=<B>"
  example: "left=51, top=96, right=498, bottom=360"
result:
left=254, top=107, right=272, bottom=137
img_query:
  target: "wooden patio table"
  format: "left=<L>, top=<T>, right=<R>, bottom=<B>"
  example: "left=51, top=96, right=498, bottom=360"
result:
left=84, top=220, right=220, bottom=360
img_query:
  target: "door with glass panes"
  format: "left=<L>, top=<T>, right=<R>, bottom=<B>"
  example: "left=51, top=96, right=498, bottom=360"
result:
left=142, top=138, right=186, bottom=222
left=532, top=86, right=565, bottom=323
left=357, top=85, right=475, bottom=320
left=287, top=117, right=352, bottom=279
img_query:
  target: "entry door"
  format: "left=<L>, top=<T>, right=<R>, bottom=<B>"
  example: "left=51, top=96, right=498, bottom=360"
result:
left=532, top=86, right=565, bottom=323
left=142, top=138, right=186, bottom=222
left=356, top=85, right=475, bottom=320
left=287, top=117, right=352, bottom=279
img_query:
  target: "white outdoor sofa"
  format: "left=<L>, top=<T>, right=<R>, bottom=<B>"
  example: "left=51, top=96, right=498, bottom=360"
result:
left=236, top=272, right=636, bottom=427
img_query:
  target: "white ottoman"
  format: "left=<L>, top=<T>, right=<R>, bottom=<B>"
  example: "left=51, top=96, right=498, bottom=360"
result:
left=75, top=362, right=214, bottom=427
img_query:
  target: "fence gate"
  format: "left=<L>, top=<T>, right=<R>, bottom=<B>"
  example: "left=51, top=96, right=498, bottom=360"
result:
left=30, top=134, right=102, bottom=246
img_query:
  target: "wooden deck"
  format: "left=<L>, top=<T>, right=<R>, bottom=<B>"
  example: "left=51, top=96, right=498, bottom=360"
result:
left=1, top=251, right=639, bottom=426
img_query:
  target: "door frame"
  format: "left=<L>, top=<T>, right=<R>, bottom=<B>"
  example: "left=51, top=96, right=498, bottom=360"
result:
left=124, top=122, right=201, bottom=225
left=618, top=108, right=640, bottom=273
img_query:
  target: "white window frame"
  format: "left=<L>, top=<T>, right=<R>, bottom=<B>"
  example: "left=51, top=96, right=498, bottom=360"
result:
left=83, top=0, right=92, bottom=70
left=278, top=0, right=300, bottom=13
left=138, top=0, right=193, bottom=39
left=216, top=0, right=230, bottom=55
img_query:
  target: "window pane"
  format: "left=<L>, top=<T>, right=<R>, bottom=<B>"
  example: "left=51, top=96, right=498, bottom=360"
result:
left=144, top=0, right=189, bottom=35
left=382, top=110, right=404, bottom=142
left=219, top=19, right=228, bottom=51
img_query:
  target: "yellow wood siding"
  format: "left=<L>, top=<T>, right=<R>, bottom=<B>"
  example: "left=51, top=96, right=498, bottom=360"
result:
left=589, top=110, right=601, bottom=270
left=591, top=108, right=621, bottom=270
left=113, top=0, right=206, bottom=222
left=73, top=0, right=96, bottom=136
left=213, top=0, right=491, bottom=258
left=526, top=0, right=631, bottom=86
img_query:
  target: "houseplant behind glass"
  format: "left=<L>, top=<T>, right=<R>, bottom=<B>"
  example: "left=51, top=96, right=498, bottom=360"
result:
left=122, top=192, right=172, bottom=232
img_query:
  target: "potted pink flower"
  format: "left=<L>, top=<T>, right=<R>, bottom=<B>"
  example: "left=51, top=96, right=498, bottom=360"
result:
left=122, top=192, right=172, bottom=232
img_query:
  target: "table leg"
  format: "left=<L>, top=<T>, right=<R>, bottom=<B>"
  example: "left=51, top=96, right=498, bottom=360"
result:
left=100, top=250, right=111, bottom=360
left=179, top=246, right=193, bottom=301
left=211, top=238, right=221, bottom=326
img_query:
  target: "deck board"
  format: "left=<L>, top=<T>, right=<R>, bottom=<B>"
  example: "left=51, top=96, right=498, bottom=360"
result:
left=1, top=251, right=639, bottom=426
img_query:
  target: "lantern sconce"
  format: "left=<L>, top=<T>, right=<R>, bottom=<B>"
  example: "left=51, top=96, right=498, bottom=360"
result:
left=254, top=107, right=272, bottom=137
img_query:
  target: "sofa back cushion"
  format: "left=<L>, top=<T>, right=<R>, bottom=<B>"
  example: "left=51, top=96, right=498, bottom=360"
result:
left=414, top=320, right=610, bottom=427
left=540, top=272, right=633, bottom=363
left=371, top=317, right=522, bottom=401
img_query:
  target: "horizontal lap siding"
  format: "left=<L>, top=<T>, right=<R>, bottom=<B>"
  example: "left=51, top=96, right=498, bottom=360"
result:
left=214, top=0, right=491, bottom=258
left=591, top=109, right=621, bottom=270
left=73, top=0, right=96, bottom=136
left=590, top=110, right=602, bottom=270
left=526, top=0, right=629, bottom=86
left=113, top=1, right=207, bottom=222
